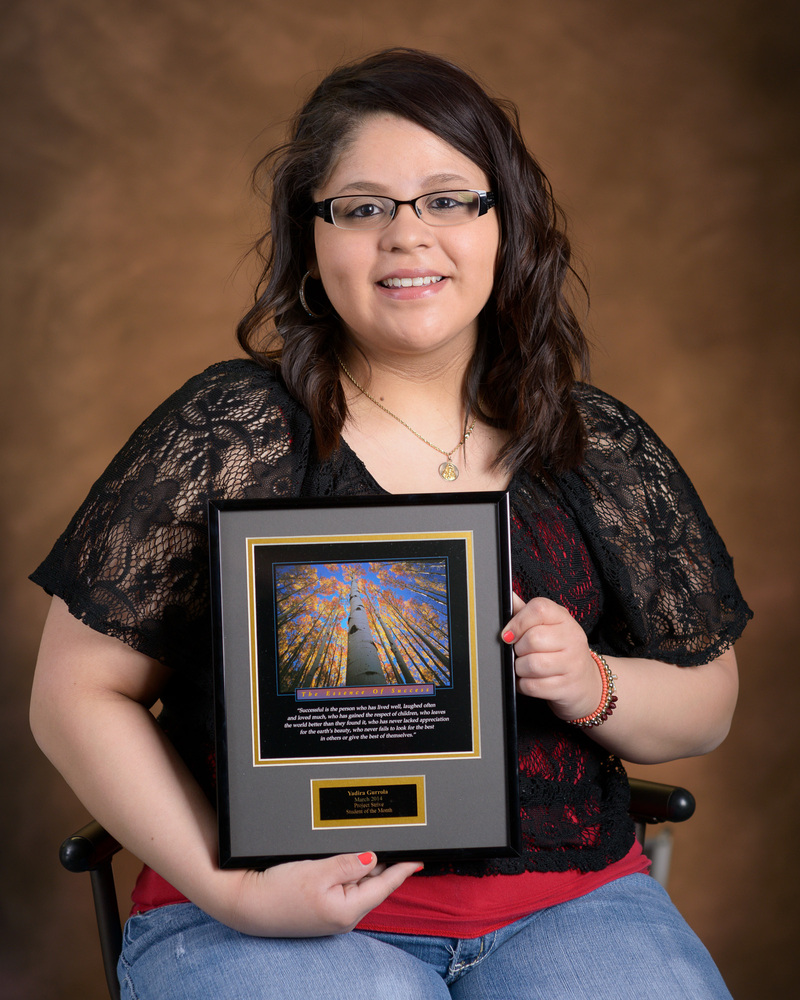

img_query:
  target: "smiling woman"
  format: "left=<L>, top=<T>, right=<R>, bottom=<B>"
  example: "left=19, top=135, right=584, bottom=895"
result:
left=237, top=48, right=591, bottom=483
left=29, top=47, right=750, bottom=1000
left=309, top=114, right=500, bottom=446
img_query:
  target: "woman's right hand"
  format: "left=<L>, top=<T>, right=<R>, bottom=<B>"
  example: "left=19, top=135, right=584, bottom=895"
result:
left=221, top=852, right=421, bottom=937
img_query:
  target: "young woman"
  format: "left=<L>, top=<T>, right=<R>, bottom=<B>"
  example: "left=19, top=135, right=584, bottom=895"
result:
left=30, top=49, right=751, bottom=999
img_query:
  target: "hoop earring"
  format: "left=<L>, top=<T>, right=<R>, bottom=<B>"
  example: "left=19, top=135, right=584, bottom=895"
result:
left=299, top=271, right=329, bottom=319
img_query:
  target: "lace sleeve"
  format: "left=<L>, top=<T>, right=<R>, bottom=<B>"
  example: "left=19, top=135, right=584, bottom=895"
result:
left=558, top=385, right=752, bottom=665
left=30, top=360, right=311, bottom=669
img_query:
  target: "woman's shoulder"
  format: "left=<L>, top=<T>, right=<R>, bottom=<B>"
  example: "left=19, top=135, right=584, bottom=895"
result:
left=160, top=358, right=300, bottom=414
left=572, top=383, right=651, bottom=441
left=570, top=382, right=680, bottom=475
left=89, top=358, right=313, bottom=505
left=134, top=358, right=310, bottom=449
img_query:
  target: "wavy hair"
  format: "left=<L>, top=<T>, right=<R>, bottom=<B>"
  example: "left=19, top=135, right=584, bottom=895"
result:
left=237, top=48, right=590, bottom=475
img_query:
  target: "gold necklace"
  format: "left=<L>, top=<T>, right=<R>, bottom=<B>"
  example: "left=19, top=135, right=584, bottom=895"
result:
left=337, top=355, right=477, bottom=482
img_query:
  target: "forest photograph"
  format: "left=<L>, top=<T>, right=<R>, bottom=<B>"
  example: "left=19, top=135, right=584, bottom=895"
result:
left=270, top=557, right=453, bottom=693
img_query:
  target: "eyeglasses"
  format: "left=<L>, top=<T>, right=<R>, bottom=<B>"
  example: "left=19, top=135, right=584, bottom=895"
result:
left=313, top=189, right=497, bottom=230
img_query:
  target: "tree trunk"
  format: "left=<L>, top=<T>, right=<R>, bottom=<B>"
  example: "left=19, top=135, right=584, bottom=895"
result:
left=345, top=577, right=387, bottom=686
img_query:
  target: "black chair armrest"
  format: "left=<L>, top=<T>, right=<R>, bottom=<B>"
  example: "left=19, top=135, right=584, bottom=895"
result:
left=628, top=777, right=696, bottom=825
left=59, top=819, right=122, bottom=873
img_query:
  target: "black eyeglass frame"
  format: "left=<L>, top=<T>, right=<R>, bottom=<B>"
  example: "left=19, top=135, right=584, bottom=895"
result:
left=313, top=189, right=497, bottom=228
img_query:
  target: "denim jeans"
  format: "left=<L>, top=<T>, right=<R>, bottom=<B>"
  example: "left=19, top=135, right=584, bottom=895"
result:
left=118, top=874, right=732, bottom=999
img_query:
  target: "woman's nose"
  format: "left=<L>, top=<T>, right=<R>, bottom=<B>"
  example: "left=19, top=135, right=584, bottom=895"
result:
left=378, top=203, right=435, bottom=251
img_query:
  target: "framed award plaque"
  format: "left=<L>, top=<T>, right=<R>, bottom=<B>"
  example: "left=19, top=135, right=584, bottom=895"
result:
left=209, top=492, right=519, bottom=868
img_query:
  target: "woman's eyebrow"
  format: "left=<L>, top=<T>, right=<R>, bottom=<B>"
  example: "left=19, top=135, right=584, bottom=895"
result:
left=329, top=173, right=473, bottom=197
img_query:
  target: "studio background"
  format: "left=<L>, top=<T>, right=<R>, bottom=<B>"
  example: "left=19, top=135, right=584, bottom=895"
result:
left=2, top=1, right=797, bottom=998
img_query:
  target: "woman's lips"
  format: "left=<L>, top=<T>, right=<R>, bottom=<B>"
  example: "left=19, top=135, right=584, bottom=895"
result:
left=376, top=274, right=448, bottom=299
left=378, top=275, right=444, bottom=288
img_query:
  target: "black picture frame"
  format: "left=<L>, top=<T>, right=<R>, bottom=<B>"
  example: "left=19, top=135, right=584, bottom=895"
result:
left=209, top=492, right=519, bottom=868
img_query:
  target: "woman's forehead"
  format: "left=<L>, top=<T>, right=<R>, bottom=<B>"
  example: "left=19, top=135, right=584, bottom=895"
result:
left=317, top=114, right=488, bottom=197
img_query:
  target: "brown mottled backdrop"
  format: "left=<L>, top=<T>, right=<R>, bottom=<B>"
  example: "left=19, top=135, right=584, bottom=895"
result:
left=2, top=1, right=798, bottom=997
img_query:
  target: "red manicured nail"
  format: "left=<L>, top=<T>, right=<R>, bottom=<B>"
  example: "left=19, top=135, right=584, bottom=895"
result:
left=502, top=630, right=515, bottom=643
left=358, top=852, right=373, bottom=865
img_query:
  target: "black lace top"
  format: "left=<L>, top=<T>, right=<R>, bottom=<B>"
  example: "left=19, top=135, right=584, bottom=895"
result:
left=31, top=360, right=752, bottom=876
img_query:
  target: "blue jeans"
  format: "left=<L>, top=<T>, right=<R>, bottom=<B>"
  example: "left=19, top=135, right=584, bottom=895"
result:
left=118, top=874, right=732, bottom=999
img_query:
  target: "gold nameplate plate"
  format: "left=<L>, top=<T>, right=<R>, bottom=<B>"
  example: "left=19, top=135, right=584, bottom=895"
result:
left=311, top=776, right=426, bottom=829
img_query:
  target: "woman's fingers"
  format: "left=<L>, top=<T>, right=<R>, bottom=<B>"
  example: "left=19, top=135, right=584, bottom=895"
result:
left=230, top=853, right=422, bottom=938
left=503, top=595, right=570, bottom=645
left=501, top=595, right=600, bottom=716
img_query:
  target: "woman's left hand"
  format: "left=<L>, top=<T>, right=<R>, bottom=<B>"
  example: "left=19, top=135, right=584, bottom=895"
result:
left=501, top=593, right=740, bottom=763
left=502, top=594, right=602, bottom=723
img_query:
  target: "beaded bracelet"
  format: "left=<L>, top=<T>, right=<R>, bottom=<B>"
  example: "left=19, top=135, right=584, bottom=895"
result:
left=567, top=650, right=618, bottom=728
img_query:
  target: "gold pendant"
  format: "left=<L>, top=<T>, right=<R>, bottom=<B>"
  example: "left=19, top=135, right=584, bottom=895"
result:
left=438, top=461, right=459, bottom=481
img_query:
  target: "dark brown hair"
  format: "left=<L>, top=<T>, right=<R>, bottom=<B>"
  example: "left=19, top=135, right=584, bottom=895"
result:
left=237, top=47, right=590, bottom=475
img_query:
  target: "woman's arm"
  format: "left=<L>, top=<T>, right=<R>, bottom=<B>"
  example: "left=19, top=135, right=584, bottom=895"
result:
left=30, top=597, right=420, bottom=936
left=504, top=595, right=739, bottom=764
